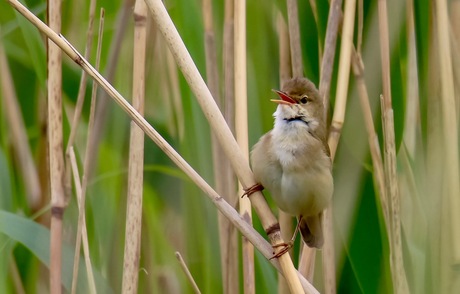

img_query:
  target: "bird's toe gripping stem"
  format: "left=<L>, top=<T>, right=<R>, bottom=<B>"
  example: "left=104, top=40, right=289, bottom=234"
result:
left=269, top=241, right=294, bottom=260
left=241, top=183, right=264, bottom=198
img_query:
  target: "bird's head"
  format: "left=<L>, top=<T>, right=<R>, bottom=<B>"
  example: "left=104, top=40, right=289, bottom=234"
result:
left=271, top=77, right=324, bottom=130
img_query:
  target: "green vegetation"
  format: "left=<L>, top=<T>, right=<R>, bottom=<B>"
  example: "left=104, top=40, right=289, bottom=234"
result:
left=1, top=0, right=459, bottom=293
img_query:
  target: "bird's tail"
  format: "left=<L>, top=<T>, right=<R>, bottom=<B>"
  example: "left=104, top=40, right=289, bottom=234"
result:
left=299, top=213, right=324, bottom=249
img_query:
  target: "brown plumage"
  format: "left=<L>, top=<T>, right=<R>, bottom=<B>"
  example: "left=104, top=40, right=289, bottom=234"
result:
left=250, top=77, right=333, bottom=248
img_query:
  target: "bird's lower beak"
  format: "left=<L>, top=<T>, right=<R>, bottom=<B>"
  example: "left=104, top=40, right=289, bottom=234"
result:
left=271, top=89, right=296, bottom=105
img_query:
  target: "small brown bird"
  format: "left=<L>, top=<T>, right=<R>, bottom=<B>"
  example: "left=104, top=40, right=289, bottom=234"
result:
left=249, top=77, right=333, bottom=251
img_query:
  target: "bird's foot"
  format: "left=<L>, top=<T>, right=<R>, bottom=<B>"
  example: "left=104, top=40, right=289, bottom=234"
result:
left=241, top=183, right=264, bottom=198
left=269, top=217, right=303, bottom=259
left=269, top=241, right=294, bottom=260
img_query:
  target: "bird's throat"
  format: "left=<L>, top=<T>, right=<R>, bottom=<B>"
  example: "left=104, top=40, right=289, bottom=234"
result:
left=283, top=117, right=308, bottom=124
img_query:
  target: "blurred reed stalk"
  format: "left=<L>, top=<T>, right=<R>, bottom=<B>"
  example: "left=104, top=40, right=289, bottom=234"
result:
left=307, top=0, right=322, bottom=63
left=434, top=0, right=460, bottom=266
left=7, top=1, right=317, bottom=292
left=377, top=1, right=410, bottom=292
left=47, top=0, right=66, bottom=292
left=121, top=1, right=147, bottom=292
left=234, top=0, right=255, bottom=292
left=175, top=252, right=202, bottom=294
left=68, top=147, right=96, bottom=294
left=0, top=45, right=41, bottom=210
left=351, top=51, right=387, bottom=223
left=219, top=0, right=239, bottom=292
left=66, top=0, right=97, bottom=150
left=65, top=2, right=98, bottom=292
left=86, top=0, right=136, bottom=178
left=322, top=2, right=357, bottom=292
left=327, top=0, right=356, bottom=159
left=286, top=0, right=303, bottom=78
left=69, top=9, right=105, bottom=294
left=319, top=0, right=342, bottom=117
left=315, top=1, right=344, bottom=292
left=142, top=0, right=306, bottom=292
left=8, top=256, right=25, bottom=294
left=202, top=0, right=239, bottom=291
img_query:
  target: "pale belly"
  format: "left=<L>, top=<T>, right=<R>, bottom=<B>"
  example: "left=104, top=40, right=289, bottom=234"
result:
left=272, top=146, right=333, bottom=216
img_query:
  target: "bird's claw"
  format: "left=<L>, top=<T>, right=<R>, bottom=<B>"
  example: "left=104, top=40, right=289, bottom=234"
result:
left=269, top=241, right=294, bottom=260
left=241, top=183, right=264, bottom=198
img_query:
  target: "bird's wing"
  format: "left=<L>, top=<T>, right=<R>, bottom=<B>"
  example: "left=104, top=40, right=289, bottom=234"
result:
left=308, top=129, right=331, bottom=159
left=250, top=132, right=282, bottom=197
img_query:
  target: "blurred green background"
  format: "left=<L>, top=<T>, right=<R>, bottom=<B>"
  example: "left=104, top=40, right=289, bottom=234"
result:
left=1, top=0, right=458, bottom=293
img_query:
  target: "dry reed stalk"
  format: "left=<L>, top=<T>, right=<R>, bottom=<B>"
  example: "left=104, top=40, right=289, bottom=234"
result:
left=380, top=96, right=410, bottom=294
left=298, top=0, right=343, bottom=289
left=278, top=13, right=292, bottom=86
left=452, top=1, right=460, bottom=53
left=403, top=0, right=419, bottom=157
left=121, top=1, right=147, bottom=293
left=357, top=0, right=363, bottom=55
left=0, top=45, right=41, bottom=209
left=321, top=207, right=335, bottom=294
left=298, top=245, right=315, bottom=282
left=223, top=0, right=236, bottom=135
left=7, top=1, right=317, bottom=292
left=299, top=0, right=342, bottom=293
left=175, top=252, right=202, bottom=294
left=202, top=0, right=239, bottom=291
left=314, top=1, right=344, bottom=292
left=70, top=10, right=105, bottom=294
left=435, top=0, right=460, bottom=264
left=68, top=147, right=96, bottom=294
left=234, top=0, right=255, bottom=293
left=319, top=0, right=342, bottom=117
left=86, top=0, right=136, bottom=178
left=351, top=52, right=387, bottom=223
left=47, top=0, right=65, bottom=291
left=9, top=257, right=26, bottom=294
left=64, top=5, right=98, bottom=286
left=327, top=0, right=356, bottom=159
left=66, top=0, right=97, bottom=150
left=377, top=1, right=410, bottom=293
left=287, top=0, right=303, bottom=78
left=307, top=0, right=322, bottom=63
left=218, top=0, right=239, bottom=292
left=142, top=0, right=305, bottom=292
left=165, top=49, right=185, bottom=139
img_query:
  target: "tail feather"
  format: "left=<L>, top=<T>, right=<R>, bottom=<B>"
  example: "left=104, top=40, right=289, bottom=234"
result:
left=299, top=213, right=324, bottom=249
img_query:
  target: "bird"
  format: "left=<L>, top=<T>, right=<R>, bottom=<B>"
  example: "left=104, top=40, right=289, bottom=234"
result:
left=247, top=77, right=333, bottom=254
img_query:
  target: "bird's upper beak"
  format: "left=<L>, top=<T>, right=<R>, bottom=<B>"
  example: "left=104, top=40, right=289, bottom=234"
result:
left=271, top=89, right=296, bottom=105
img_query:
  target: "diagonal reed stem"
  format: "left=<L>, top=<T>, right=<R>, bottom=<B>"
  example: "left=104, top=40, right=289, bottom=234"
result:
left=5, top=1, right=318, bottom=292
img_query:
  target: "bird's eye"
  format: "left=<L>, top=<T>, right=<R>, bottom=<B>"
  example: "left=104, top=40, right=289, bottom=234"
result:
left=300, top=96, right=309, bottom=104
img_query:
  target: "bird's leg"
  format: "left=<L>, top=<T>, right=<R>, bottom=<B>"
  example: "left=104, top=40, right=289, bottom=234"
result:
left=241, top=183, right=264, bottom=198
left=269, top=216, right=303, bottom=259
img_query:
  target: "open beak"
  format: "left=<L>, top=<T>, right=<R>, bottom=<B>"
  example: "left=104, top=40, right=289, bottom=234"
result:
left=271, top=89, right=296, bottom=105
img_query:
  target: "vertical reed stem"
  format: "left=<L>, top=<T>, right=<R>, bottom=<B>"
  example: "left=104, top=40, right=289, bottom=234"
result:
left=377, top=1, right=410, bottom=293
left=122, top=1, right=147, bottom=292
left=218, top=0, right=239, bottom=292
left=286, top=0, right=303, bottom=77
left=234, top=0, right=255, bottom=292
left=328, top=0, right=356, bottom=158
left=48, top=0, right=65, bottom=291
left=435, top=0, right=460, bottom=265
